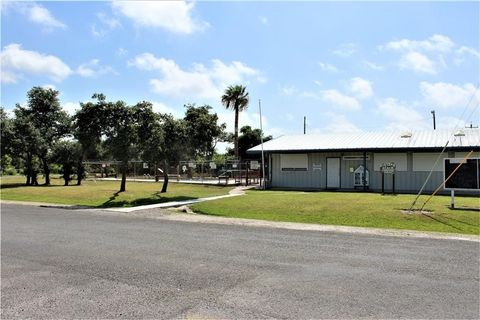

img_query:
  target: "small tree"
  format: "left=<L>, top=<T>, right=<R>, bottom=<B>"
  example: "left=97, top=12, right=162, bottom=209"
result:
left=25, top=87, right=71, bottom=185
left=11, top=105, right=42, bottom=185
left=183, top=104, right=226, bottom=159
left=52, top=140, right=81, bottom=186
left=233, top=125, right=272, bottom=160
left=133, top=101, right=169, bottom=192
left=103, top=100, right=138, bottom=192
left=73, top=94, right=107, bottom=185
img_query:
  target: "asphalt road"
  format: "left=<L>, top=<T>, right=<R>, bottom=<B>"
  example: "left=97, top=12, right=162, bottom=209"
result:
left=2, top=204, right=479, bottom=319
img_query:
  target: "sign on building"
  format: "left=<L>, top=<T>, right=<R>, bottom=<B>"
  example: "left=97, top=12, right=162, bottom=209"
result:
left=381, top=162, right=396, bottom=174
left=250, top=161, right=259, bottom=170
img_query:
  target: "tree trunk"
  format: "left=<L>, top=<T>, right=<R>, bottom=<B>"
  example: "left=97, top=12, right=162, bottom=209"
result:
left=41, top=156, right=50, bottom=185
left=234, top=108, right=239, bottom=159
left=25, top=153, right=32, bottom=186
left=161, top=160, right=169, bottom=193
left=31, top=170, right=39, bottom=186
left=63, top=164, right=71, bottom=186
left=120, top=161, right=127, bottom=192
left=77, top=154, right=84, bottom=185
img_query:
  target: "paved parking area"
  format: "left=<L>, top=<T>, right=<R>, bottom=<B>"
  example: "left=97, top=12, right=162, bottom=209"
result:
left=2, top=203, right=479, bottom=319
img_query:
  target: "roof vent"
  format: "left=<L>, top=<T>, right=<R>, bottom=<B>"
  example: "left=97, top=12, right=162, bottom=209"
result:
left=454, top=130, right=465, bottom=137
left=401, top=132, right=412, bottom=138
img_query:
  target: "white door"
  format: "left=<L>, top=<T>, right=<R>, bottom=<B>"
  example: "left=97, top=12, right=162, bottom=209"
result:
left=326, top=158, right=340, bottom=188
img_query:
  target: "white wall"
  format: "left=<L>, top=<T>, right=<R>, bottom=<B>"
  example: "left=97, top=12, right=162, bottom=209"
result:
left=413, top=153, right=446, bottom=172
left=373, top=153, right=407, bottom=171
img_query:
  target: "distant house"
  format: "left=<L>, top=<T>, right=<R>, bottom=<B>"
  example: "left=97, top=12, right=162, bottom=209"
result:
left=247, top=129, right=480, bottom=193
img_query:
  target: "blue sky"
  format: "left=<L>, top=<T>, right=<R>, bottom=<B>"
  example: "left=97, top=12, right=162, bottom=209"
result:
left=1, top=1, right=479, bottom=151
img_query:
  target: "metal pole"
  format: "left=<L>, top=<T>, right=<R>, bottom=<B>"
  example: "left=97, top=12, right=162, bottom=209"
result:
left=450, top=189, right=455, bottom=209
left=304, top=116, right=306, bottom=134
left=259, top=99, right=266, bottom=190
left=431, top=110, right=436, bottom=130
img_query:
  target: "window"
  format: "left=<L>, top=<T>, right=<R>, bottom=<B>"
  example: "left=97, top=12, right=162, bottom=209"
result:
left=280, top=154, right=308, bottom=171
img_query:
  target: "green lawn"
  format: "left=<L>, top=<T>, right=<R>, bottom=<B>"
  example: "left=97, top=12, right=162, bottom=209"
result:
left=0, top=175, right=233, bottom=208
left=192, top=189, right=480, bottom=235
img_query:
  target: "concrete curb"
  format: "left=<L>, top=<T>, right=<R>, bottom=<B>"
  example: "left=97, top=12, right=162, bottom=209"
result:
left=2, top=199, right=478, bottom=242
left=159, top=213, right=480, bottom=242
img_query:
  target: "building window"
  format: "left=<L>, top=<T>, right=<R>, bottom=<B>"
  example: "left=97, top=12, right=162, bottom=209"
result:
left=280, top=154, right=308, bottom=171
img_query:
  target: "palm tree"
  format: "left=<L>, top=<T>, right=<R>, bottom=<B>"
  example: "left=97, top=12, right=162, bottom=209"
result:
left=221, top=85, right=249, bottom=159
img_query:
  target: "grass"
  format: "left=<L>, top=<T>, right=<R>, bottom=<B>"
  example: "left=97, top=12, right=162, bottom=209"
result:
left=192, top=189, right=480, bottom=235
left=0, top=175, right=233, bottom=208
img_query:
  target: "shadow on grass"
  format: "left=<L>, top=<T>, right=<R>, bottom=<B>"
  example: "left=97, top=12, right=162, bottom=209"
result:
left=98, top=191, right=198, bottom=208
left=0, top=183, right=26, bottom=189
left=421, top=213, right=463, bottom=231
left=0, top=183, right=81, bottom=189
left=447, top=206, right=480, bottom=212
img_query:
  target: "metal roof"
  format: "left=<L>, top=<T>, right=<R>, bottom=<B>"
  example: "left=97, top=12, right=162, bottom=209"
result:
left=248, top=129, right=480, bottom=153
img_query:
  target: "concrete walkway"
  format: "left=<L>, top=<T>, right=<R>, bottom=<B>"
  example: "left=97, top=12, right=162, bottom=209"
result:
left=104, top=185, right=251, bottom=213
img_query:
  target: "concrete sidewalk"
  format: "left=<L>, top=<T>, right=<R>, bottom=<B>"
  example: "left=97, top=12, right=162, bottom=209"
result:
left=98, top=185, right=251, bottom=213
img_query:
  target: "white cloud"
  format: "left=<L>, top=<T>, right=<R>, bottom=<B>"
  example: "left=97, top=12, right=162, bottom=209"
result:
left=63, top=102, right=80, bottom=115
left=323, top=113, right=362, bottom=133
left=259, top=16, right=269, bottom=26
left=91, top=25, right=107, bottom=38
left=1, top=70, right=18, bottom=84
left=97, top=12, right=120, bottom=29
left=91, top=12, right=121, bottom=38
left=117, top=48, right=128, bottom=57
left=28, top=2, right=66, bottom=30
left=42, top=84, right=56, bottom=90
left=382, top=34, right=455, bottom=53
left=5, top=2, right=66, bottom=31
left=151, top=101, right=182, bottom=118
left=456, top=46, right=480, bottom=59
left=420, top=82, right=480, bottom=109
left=76, top=59, right=116, bottom=78
left=376, top=98, right=426, bottom=130
left=399, top=51, right=437, bottom=74
left=332, top=43, right=357, bottom=57
left=363, top=60, right=384, bottom=71
left=129, top=53, right=264, bottom=99
left=1, top=43, right=72, bottom=83
left=318, top=62, right=339, bottom=72
left=348, top=77, right=373, bottom=99
left=381, top=34, right=458, bottom=74
left=281, top=86, right=298, bottom=96
left=112, top=1, right=208, bottom=34
left=455, top=46, right=480, bottom=64
left=321, top=89, right=361, bottom=111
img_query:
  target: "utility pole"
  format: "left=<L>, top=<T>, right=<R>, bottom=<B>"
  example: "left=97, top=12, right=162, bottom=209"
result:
left=303, top=116, right=306, bottom=134
left=259, top=99, right=266, bottom=190
left=431, top=110, right=436, bottom=130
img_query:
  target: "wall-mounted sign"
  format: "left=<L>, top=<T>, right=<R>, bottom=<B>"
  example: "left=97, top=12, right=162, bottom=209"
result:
left=313, top=163, right=322, bottom=171
left=250, top=161, right=259, bottom=170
